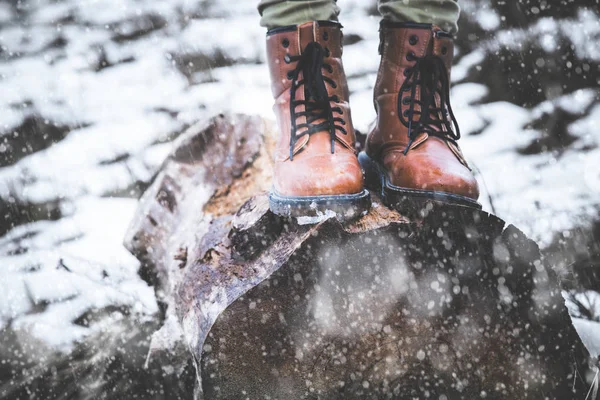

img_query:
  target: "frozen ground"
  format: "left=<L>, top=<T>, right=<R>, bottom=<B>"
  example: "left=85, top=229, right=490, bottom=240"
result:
left=0, top=0, right=599, bottom=395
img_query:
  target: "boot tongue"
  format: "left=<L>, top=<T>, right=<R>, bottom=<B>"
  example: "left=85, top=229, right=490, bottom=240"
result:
left=296, top=21, right=329, bottom=102
left=301, top=42, right=328, bottom=103
left=297, top=21, right=318, bottom=50
left=287, top=21, right=347, bottom=158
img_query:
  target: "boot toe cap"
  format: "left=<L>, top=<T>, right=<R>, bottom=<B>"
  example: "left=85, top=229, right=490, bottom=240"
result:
left=386, top=151, right=480, bottom=200
left=273, top=154, right=364, bottom=197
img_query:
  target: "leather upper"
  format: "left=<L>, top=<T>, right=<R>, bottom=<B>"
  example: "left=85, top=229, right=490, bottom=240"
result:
left=266, top=21, right=363, bottom=197
left=366, top=23, right=479, bottom=200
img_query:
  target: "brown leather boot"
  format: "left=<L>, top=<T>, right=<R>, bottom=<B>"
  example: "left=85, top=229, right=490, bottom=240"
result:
left=266, top=21, right=370, bottom=220
left=359, top=22, right=480, bottom=214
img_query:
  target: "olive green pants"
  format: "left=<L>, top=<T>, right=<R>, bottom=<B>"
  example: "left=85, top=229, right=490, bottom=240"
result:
left=258, top=0, right=460, bottom=34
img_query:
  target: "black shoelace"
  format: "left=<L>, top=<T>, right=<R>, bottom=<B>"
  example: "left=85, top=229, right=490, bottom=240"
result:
left=286, top=42, right=346, bottom=160
left=399, top=52, right=460, bottom=155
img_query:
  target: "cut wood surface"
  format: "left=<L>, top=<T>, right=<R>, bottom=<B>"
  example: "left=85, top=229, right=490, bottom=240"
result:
left=125, top=113, right=589, bottom=399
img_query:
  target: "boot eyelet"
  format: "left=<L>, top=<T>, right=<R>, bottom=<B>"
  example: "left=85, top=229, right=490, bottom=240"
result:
left=441, top=46, right=448, bottom=55
left=325, top=48, right=330, bottom=57
left=333, top=95, right=340, bottom=102
left=402, top=97, right=411, bottom=105
left=284, top=54, right=291, bottom=64
left=323, top=31, right=329, bottom=41
left=403, top=110, right=410, bottom=117
left=409, top=35, right=418, bottom=45
left=282, top=38, right=290, bottom=48
left=406, top=51, right=416, bottom=61
left=331, top=82, right=338, bottom=88
left=326, top=65, right=333, bottom=73
left=403, top=68, right=412, bottom=77
left=286, top=71, right=294, bottom=80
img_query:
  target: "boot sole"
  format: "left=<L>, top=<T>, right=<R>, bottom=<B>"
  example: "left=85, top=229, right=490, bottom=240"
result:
left=358, top=152, right=482, bottom=217
left=269, top=190, right=371, bottom=222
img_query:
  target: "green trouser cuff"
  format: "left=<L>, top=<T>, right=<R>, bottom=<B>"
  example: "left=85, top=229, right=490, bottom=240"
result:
left=257, top=0, right=460, bottom=34
left=258, top=0, right=340, bottom=29
left=378, top=0, right=460, bottom=34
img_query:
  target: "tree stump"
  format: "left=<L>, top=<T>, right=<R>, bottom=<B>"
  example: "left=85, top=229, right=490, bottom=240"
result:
left=124, top=113, right=589, bottom=399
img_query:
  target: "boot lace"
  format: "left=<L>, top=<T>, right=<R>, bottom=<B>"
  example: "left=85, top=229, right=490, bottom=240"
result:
left=286, top=41, right=346, bottom=160
left=399, top=52, right=460, bottom=155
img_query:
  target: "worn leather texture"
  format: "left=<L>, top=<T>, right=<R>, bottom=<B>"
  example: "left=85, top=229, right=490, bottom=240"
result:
left=366, top=23, right=479, bottom=200
left=266, top=21, right=364, bottom=197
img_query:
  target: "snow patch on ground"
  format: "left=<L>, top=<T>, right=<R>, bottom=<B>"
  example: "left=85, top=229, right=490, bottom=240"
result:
left=0, top=196, right=158, bottom=351
left=571, top=318, right=600, bottom=359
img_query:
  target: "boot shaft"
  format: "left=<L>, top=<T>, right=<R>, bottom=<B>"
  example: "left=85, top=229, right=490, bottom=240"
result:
left=374, top=22, right=454, bottom=100
left=368, top=22, right=462, bottom=158
left=266, top=21, right=349, bottom=101
left=265, top=21, right=356, bottom=162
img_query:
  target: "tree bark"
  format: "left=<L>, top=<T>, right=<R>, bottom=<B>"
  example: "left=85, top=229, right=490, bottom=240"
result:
left=125, top=113, right=589, bottom=399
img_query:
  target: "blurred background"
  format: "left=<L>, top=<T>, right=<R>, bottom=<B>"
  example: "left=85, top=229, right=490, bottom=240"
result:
left=0, top=0, right=599, bottom=398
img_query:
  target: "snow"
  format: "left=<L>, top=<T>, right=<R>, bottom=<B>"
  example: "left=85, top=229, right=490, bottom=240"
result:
left=451, top=86, right=600, bottom=244
left=572, top=318, right=600, bottom=359
left=0, top=3, right=12, bottom=24
left=451, top=49, right=485, bottom=83
left=179, top=17, right=265, bottom=62
left=0, top=196, right=158, bottom=351
left=0, top=0, right=598, bottom=366
left=494, top=9, right=600, bottom=62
